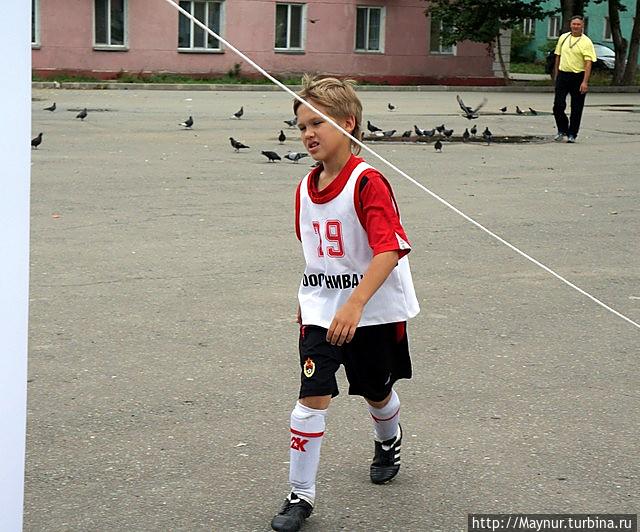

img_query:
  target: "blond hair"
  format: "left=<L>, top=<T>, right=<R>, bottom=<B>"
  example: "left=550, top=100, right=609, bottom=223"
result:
left=293, top=74, right=363, bottom=155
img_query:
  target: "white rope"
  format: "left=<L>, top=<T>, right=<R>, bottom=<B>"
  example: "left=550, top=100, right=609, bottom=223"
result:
left=160, top=0, right=640, bottom=331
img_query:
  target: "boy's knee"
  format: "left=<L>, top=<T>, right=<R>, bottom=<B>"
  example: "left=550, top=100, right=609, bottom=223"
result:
left=299, top=395, right=332, bottom=410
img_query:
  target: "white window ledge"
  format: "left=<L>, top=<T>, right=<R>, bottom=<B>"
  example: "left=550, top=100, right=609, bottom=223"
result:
left=93, top=45, right=129, bottom=52
left=177, top=48, right=224, bottom=54
left=274, top=49, right=305, bottom=54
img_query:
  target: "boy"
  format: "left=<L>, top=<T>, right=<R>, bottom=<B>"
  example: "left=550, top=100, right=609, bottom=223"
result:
left=271, top=76, right=420, bottom=532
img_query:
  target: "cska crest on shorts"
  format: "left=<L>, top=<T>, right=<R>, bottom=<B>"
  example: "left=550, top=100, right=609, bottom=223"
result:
left=303, top=357, right=315, bottom=378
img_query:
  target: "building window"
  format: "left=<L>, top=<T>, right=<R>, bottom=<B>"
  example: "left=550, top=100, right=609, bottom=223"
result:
left=32, top=0, right=40, bottom=45
left=548, top=16, right=561, bottom=39
left=522, top=18, right=535, bottom=36
left=94, top=0, right=126, bottom=46
left=275, top=4, right=305, bottom=50
left=429, top=19, right=455, bottom=55
left=355, top=7, right=384, bottom=52
left=178, top=1, right=222, bottom=49
left=603, top=16, right=612, bottom=40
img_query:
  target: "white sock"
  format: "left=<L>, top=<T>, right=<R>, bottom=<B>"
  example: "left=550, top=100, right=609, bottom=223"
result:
left=289, top=401, right=326, bottom=505
left=367, top=389, right=400, bottom=442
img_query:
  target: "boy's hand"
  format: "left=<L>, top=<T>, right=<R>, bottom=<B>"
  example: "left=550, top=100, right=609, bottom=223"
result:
left=327, top=301, right=363, bottom=346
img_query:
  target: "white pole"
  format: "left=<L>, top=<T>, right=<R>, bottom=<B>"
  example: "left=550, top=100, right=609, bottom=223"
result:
left=0, top=1, right=30, bottom=530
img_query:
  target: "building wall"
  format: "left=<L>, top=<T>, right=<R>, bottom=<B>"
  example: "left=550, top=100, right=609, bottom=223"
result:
left=32, top=0, right=498, bottom=84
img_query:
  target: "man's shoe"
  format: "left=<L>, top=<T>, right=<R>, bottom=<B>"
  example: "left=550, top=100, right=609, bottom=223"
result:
left=370, top=424, right=402, bottom=484
left=567, top=135, right=576, bottom=143
left=271, top=493, right=313, bottom=532
left=553, top=133, right=566, bottom=142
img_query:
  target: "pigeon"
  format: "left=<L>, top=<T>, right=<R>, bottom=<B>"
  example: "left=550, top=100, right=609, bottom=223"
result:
left=31, top=132, right=43, bottom=149
left=76, top=108, right=88, bottom=120
left=382, top=130, right=397, bottom=137
left=443, top=128, right=454, bottom=139
left=179, top=116, right=193, bottom=128
left=436, top=124, right=446, bottom=134
left=456, top=95, right=487, bottom=120
left=470, top=124, right=477, bottom=137
left=367, top=120, right=382, bottom=133
left=462, top=128, right=470, bottom=142
left=229, top=137, right=250, bottom=152
left=529, top=107, right=538, bottom=115
left=434, top=139, right=443, bottom=152
left=401, top=130, right=412, bottom=138
left=43, top=102, right=56, bottom=112
left=284, top=152, right=309, bottom=163
left=284, top=117, right=297, bottom=128
left=423, top=128, right=436, bottom=138
left=414, top=125, right=425, bottom=137
left=516, top=106, right=524, bottom=115
left=482, top=127, right=493, bottom=145
left=233, top=106, right=244, bottom=119
left=278, top=130, right=286, bottom=143
left=388, top=103, right=396, bottom=111
left=261, top=151, right=281, bottom=162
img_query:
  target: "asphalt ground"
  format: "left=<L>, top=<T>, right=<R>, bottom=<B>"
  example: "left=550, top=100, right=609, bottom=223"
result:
left=27, top=88, right=639, bottom=531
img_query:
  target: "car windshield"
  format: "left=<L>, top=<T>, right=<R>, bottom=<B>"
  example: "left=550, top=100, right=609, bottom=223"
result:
left=594, top=44, right=615, bottom=57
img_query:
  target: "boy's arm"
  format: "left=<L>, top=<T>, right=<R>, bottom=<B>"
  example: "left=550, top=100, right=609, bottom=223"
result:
left=326, top=250, right=399, bottom=346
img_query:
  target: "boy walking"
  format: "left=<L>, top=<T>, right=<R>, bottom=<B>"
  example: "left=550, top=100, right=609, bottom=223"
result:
left=271, top=76, right=420, bottom=532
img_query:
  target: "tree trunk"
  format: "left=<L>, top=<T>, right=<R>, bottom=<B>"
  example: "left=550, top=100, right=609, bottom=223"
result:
left=495, top=31, right=510, bottom=83
left=561, top=0, right=574, bottom=32
left=608, top=0, right=628, bottom=85
left=622, top=0, right=640, bottom=84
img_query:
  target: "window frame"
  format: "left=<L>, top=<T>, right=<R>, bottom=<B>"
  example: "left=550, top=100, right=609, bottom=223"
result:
left=603, top=16, right=613, bottom=41
left=548, top=16, right=561, bottom=39
left=274, top=3, right=306, bottom=52
left=429, top=18, right=456, bottom=55
left=522, top=18, right=535, bottom=36
left=93, top=0, right=128, bottom=50
left=177, top=0, right=225, bottom=52
left=32, top=0, right=40, bottom=47
left=354, top=6, right=385, bottom=53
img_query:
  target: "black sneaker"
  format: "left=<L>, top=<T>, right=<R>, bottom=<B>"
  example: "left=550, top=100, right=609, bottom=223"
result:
left=370, top=424, right=402, bottom=484
left=271, top=492, right=313, bottom=532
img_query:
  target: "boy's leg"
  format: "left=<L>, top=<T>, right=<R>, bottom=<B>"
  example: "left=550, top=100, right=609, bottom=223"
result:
left=272, top=325, right=340, bottom=531
left=289, top=396, right=331, bottom=503
left=366, top=391, right=403, bottom=484
left=272, top=397, right=330, bottom=532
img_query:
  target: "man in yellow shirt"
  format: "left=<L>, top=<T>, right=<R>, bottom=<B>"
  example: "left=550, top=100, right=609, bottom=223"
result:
left=552, top=15, right=597, bottom=143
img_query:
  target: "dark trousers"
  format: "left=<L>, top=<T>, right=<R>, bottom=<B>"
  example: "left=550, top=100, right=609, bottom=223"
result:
left=553, top=71, right=587, bottom=137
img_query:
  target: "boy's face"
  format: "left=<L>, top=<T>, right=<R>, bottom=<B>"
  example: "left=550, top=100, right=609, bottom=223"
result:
left=296, top=99, right=356, bottom=162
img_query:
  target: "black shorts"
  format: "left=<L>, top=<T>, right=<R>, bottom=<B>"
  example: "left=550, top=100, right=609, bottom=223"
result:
left=298, top=322, right=412, bottom=402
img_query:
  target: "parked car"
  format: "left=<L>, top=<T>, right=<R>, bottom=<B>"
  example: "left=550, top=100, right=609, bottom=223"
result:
left=545, top=42, right=618, bottom=74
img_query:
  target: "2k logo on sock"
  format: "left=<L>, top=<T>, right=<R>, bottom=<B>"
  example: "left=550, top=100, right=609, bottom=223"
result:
left=290, top=436, right=309, bottom=452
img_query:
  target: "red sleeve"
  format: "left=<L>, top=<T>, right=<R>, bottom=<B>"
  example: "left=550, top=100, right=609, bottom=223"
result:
left=354, top=170, right=411, bottom=259
left=295, top=180, right=302, bottom=241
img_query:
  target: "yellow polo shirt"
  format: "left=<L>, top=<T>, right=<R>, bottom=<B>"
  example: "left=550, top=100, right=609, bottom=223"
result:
left=555, top=32, right=597, bottom=73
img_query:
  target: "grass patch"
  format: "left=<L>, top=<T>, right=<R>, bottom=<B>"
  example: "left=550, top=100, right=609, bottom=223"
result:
left=510, top=62, right=546, bottom=74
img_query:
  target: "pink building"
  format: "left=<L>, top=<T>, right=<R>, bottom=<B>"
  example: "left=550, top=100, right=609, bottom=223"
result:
left=31, top=0, right=504, bottom=84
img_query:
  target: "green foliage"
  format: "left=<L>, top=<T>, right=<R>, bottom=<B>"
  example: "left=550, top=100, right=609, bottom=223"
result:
left=426, top=0, right=553, bottom=46
left=538, top=38, right=557, bottom=56
left=510, top=25, right=536, bottom=62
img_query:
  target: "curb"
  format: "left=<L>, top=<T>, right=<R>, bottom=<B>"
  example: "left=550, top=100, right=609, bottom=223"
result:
left=31, top=81, right=640, bottom=93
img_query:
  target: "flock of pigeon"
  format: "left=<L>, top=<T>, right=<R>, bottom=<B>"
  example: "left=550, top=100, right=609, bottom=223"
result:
left=31, top=103, right=88, bottom=149
left=178, top=105, right=310, bottom=164
left=365, top=95, right=541, bottom=152
left=32, top=95, right=541, bottom=157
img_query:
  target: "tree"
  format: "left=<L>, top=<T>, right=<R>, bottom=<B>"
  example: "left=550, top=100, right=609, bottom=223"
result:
left=606, top=0, right=628, bottom=84
left=425, top=0, right=552, bottom=81
left=621, top=0, right=640, bottom=84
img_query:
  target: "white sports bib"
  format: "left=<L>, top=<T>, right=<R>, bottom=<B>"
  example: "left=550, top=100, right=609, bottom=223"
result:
left=297, top=162, right=420, bottom=328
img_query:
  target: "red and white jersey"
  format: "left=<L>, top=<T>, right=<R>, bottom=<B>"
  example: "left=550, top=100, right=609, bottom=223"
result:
left=295, top=155, right=420, bottom=328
